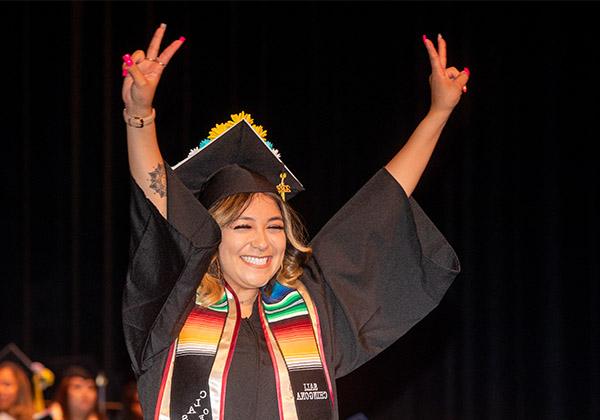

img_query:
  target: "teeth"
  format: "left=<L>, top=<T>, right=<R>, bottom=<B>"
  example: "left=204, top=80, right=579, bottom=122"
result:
left=241, top=256, right=269, bottom=265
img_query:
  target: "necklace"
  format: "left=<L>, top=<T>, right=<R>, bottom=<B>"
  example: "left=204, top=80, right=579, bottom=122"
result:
left=239, top=296, right=257, bottom=305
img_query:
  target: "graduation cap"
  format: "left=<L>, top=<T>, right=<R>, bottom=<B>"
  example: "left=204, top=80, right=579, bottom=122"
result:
left=60, top=365, right=94, bottom=380
left=172, top=112, right=304, bottom=208
left=0, top=343, right=55, bottom=412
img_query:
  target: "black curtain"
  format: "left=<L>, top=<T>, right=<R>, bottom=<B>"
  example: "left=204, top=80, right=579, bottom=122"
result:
left=2, top=1, right=598, bottom=419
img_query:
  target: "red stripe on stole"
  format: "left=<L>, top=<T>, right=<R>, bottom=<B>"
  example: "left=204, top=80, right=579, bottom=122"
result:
left=269, top=317, right=315, bottom=338
left=153, top=342, right=176, bottom=420
left=221, top=285, right=241, bottom=420
left=259, top=306, right=285, bottom=420
left=186, top=307, right=227, bottom=326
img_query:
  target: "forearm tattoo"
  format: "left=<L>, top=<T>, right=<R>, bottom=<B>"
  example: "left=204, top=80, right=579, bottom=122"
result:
left=148, top=163, right=167, bottom=198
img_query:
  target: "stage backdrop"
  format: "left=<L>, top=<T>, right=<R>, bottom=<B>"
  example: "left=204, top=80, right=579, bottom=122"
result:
left=1, top=2, right=598, bottom=419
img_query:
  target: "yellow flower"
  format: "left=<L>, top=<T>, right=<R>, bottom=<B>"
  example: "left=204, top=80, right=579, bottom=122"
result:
left=252, top=124, right=268, bottom=140
left=230, top=111, right=254, bottom=125
left=205, top=111, right=268, bottom=141
left=207, top=121, right=234, bottom=140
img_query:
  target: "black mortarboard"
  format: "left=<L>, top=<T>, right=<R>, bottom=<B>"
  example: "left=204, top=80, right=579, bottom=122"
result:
left=0, top=343, right=55, bottom=412
left=61, top=365, right=94, bottom=380
left=172, top=112, right=303, bottom=208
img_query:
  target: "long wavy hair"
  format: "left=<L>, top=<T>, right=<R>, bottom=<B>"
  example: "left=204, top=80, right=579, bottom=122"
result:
left=197, top=192, right=312, bottom=307
left=0, top=361, right=34, bottom=420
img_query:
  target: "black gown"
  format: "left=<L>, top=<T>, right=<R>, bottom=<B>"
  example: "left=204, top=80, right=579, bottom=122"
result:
left=122, top=167, right=460, bottom=420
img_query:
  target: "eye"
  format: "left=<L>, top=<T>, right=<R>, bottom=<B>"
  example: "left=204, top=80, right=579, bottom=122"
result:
left=233, top=224, right=252, bottom=230
left=268, top=225, right=285, bottom=230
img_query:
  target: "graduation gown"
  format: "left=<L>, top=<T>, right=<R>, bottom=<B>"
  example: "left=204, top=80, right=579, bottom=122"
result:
left=122, top=167, right=460, bottom=420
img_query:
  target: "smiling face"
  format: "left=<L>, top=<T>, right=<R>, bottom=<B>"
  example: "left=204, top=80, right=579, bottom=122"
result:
left=218, top=193, right=286, bottom=296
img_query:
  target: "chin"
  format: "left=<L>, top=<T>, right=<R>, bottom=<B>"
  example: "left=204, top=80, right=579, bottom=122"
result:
left=254, top=276, right=275, bottom=289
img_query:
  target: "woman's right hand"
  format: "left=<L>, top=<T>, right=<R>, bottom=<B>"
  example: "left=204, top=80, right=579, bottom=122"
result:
left=121, top=23, right=185, bottom=116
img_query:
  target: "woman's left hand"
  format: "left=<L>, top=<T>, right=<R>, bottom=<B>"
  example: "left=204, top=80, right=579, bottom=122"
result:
left=423, top=34, right=469, bottom=115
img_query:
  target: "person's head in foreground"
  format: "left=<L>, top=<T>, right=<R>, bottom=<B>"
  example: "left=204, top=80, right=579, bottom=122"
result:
left=174, top=114, right=311, bottom=308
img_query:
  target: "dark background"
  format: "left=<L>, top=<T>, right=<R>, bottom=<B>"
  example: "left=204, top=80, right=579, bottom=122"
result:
left=1, top=1, right=598, bottom=419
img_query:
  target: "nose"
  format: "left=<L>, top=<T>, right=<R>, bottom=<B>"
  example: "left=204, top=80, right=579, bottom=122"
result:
left=250, top=228, right=268, bottom=251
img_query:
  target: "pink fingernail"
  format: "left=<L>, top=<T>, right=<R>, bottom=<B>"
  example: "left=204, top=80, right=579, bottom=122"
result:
left=463, top=67, right=470, bottom=76
left=122, top=68, right=128, bottom=77
left=122, top=54, right=130, bottom=61
left=422, top=34, right=428, bottom=43
left=179, top=36, right=186, bottom=42
left=462, top=85, right=468, bottom=93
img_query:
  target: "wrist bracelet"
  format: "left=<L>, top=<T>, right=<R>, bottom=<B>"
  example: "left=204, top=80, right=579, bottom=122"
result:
left=123, top=108, right=155, bottom=128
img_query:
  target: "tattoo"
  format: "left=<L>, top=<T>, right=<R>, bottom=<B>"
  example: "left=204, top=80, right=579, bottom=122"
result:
left=148, top=163, right=167, bottom=198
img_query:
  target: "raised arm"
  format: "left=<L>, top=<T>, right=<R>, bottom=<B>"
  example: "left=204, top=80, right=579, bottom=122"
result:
left=385, top=34, right=469, bottom=197
left=121, top=23, right=185, bottom=217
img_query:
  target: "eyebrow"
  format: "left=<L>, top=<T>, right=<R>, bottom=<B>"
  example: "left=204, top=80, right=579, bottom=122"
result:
left=236, top=216, right=284, bottom=222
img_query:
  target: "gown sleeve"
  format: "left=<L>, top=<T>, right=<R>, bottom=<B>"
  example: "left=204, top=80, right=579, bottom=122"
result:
left=302, top=168, right=460, bottom=378
left=122, top=166, right=221, bottom=377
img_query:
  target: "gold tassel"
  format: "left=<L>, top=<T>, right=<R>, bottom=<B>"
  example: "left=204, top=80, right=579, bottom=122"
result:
left=277, top=173, right=291, bottom=201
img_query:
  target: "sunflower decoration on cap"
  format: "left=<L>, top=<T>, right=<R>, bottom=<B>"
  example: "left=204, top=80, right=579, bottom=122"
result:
left=173, top=111, right=303, bottom=207
left=191, top=111, right=280, bottom=159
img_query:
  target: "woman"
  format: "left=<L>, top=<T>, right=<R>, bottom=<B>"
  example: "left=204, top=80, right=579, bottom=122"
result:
left=121, top=24, right=467, bottom=420
left=37, top=367, right=104, bottom=420
left=0, top=361, right=34, bottom=420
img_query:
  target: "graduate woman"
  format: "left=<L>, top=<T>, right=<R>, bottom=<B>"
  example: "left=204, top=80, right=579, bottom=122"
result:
left=0, top=361, right=34, bottom=420
left=121, top=23, right=467, bottom=420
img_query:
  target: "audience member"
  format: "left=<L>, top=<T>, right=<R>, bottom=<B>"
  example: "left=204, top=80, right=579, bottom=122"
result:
left=0, top=361, right=34, bottom=420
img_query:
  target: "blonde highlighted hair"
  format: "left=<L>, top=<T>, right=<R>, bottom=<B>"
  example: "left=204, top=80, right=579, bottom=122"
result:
left=197, top=192, right=311, bottom=307
left=0, top=361, right=34, bottom=420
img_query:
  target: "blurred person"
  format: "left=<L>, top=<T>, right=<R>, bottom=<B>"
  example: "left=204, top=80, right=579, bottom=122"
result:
left=36, top=367, right=104, bottom=420
left=0, top=361, right=34, bottom=420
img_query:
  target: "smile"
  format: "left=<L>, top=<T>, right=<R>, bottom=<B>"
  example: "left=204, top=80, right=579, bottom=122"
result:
left=240, top=255, right=271, bottom=267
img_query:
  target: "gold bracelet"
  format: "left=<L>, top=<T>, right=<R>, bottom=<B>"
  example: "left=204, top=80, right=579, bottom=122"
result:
left=123, top=108, right=155, bottom=128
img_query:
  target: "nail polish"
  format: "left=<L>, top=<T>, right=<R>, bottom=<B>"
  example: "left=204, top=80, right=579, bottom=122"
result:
left=179, top=36, right=186, bottom=42
left=160, top=23, right=167, bottom=29
left=422, top=34, right=428, bottom=43
left=463, top=67, right=470, bottom=76
left=122, top=68, right=128, bottom=77
left=122, top=55, right=133, bottom=67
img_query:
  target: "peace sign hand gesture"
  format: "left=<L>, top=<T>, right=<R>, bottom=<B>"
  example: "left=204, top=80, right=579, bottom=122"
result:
left=422, top=34, right=469, bottom=115
left=121, top=23, right=185, bottom=116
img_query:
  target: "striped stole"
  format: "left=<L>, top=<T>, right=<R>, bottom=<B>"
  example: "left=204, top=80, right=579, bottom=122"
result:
left=158, top=282, right=333, bottom=420
left=259, top=281, right=334, bottom=420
